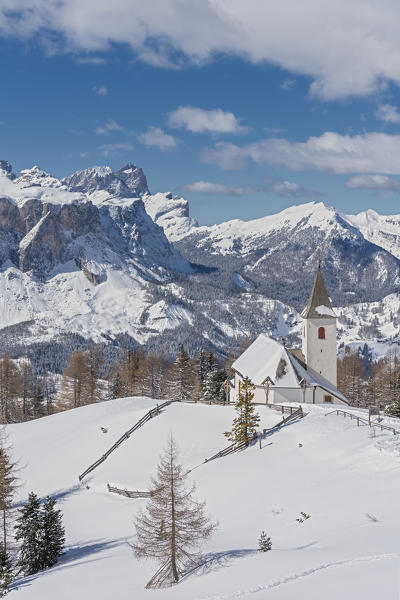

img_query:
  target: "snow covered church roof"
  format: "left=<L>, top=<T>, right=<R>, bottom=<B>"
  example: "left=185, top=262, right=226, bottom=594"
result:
left=287, top=352, right=348, bottom=404
left=232, top=334, right=299, bottom=387
left=301, top=265, right=336, bottom=320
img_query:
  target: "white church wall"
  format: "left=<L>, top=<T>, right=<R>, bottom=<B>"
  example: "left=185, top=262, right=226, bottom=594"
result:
left=303, top=317, right=337, bottom=387
left=270, top=387, right=303, bottom=404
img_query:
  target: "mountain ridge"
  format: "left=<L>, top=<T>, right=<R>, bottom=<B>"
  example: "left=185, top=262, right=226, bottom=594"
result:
left=1, top=159, right=400, bottom=367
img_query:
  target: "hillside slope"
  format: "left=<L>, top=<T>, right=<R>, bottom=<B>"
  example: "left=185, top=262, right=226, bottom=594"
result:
left=6, top=398, right=400, bottom=599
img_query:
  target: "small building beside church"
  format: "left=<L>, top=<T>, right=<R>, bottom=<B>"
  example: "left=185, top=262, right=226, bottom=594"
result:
left=230, top=264, right=348, bottom=405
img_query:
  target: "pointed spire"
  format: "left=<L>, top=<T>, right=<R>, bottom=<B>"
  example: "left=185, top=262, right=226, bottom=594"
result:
left=301, top=264, right=336, bottom=319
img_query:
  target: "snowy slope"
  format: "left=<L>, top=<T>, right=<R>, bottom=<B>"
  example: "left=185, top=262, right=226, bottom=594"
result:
left=345, top=209, right=400, bottom=260
left=6, top=398, right=400, bottom=599
left=142, top=192, right=197, bottom=242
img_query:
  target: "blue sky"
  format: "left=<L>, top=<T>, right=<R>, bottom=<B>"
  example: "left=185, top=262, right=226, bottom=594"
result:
left=2, top=1, right=400, bottom=224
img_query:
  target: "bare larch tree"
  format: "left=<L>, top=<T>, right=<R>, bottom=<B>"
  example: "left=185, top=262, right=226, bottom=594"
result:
left=132, top=435, right=216, bottom=588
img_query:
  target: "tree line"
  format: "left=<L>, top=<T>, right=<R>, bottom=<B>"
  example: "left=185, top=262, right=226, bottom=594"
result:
left=2, top=339, right=400, bottom=423
left=337, top=344, right=400, bottom=413
left=0, top=345, right=231, bottom=424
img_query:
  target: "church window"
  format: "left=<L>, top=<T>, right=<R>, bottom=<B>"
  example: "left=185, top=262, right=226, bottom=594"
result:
left=318, top=326, right=325, bottom=339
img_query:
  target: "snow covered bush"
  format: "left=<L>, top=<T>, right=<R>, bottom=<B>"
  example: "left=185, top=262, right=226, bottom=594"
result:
left=258, top=531, right=272, bottom=552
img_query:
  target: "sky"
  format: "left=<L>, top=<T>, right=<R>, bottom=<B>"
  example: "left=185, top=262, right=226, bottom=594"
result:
left=2, top=1, right=400, bottom=224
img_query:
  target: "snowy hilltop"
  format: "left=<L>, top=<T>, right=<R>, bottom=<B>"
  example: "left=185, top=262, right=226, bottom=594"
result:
left=6, top=396, right=400, bottom=599
left=1, top=160, right=400, bottom=366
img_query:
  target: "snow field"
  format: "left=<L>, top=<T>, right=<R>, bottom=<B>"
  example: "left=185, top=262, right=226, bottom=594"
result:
left=5, top=398, right=400, bottom=599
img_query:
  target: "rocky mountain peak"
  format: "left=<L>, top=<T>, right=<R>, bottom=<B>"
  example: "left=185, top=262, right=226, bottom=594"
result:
left=15, top=166, right=64, bottom=189
left=114, top=163, right=149, bottom=196
left=62, top=162, right=149, bottom=198
left=0, top=160, right=15, bottom=180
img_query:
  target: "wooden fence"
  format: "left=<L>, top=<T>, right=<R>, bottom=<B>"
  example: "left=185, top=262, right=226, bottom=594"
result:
left=204, top=405, right=304, bottom=463
left=107, top=484, right=153, bottom=499
left=79, top=400, right=305, bottom=480
left=328, top=409, right=399, bottom=435
left=78, top=400, right=177, bottom=481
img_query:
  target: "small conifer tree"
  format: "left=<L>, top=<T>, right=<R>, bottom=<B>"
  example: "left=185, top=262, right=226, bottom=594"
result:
left=225, top=377, right=260, bottom=445
left=15, top=493, right=65, bottom=575
left=15, top=493, right=42, bottom=575
left=40, top=496, right=65, bottom=569
left=166, top=345, right=194, bottom=402
left=202, top=369, right=228, bottom=404
left=258, top=531, right=272, bottom=552
left=385, top=397, right=400, bottom=418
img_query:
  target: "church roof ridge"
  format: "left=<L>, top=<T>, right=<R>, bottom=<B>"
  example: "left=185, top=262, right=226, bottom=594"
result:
left=301, top=265, right=336, bottom=320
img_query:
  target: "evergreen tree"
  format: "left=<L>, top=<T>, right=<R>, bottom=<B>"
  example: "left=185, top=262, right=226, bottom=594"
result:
left=31, top=383, right=45, bottom=420
left=166, top=345, right=195, bottom=402
left=202, top=369, right=228, bottom=404
left=132, top=436, right=216, bottom=588
left=86, top=346, right=103, bottom=404
left=196, top=350, right=215, bottom=387
left=258, top=531, right=272, bottom=552
left=0, top=544, right=13, bottom=597
left=225, top=377, right=260, bottom=445
left=15, top=493, right=42, bottom=575
left=120, top=350, right=145, bottom=397
left=40, top=496, right=65, bottom=569
left=0, top=355, right=20, bottom=424
left=110, top=369, right=124, bottom=400
left=385, top=397, right=400, bottom=417
left=19, top=361, right=35, bottom=421
left=0, top=446, right=18, bottom=554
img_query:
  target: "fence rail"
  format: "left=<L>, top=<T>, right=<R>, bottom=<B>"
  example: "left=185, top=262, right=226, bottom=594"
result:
left=204, top=406, right=304, bottom=463
left=107, top=484, right=153, bottom=499
left=327, top=409, right=399, bottom=435
left=78, top=400, right=177, bottom=481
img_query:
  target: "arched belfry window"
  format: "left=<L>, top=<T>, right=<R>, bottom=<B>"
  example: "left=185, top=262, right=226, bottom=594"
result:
left=318, top=326, right=326, bottom=339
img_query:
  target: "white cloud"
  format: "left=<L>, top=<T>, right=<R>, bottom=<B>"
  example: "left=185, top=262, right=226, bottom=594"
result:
left=76, top=56, right=107, bottom=65
left=180, top=178, right=322, bottom=198
left=200, top=132, right=400, bottom=174
left=93, top=85, right=107, bottom=96
left=95, top=119, right=122, bottom=135
left=375, top=104, right=400, bottom=123
left=97, top=142, right=133, bottom=156
left=4, top=2, right=400, bottom=99
left=346, top=174, right=400, bottom=193
left=138, top=126, right=177, bottom=150
left=265, top=178, right=323, bottom=198
left=280, top=78, right=295, bottom=90
left=168, top=106, right=248, bottom=134
left=180, top=181, right=262, bottom=195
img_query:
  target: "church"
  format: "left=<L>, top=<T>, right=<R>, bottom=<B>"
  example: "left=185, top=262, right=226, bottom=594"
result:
left=229, top=264, right=348, bottom=405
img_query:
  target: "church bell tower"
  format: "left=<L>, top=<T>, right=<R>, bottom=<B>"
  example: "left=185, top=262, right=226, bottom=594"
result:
left=301, top=264, right=337, bottom=387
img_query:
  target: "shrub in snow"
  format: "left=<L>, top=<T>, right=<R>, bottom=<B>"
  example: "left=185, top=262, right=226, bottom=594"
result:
left=296, top=512, right=311, bottom=523
left=258, top=531, right=272, bottom=552
left=385, top=399, right=400, bottom=418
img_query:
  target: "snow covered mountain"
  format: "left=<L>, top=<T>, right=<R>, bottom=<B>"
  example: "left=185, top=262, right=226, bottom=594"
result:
left=2, top=159, right=400, bottom=366
left=175, top=201, right=400, bottom=309
left=344, top=209, right=400, bottom=260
